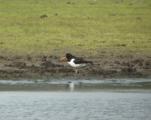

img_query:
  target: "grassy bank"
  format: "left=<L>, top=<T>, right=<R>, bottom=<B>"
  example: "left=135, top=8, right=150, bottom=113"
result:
left=0, top=0, right=151, bottom=57
left=0, top=0, right=151, bottom=79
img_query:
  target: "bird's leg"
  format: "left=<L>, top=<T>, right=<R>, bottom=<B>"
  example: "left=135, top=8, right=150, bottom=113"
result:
left=74, top=69, right=79, bottom=74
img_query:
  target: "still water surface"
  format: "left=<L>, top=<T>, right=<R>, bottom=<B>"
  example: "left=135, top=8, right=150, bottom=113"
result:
left=0, top=91, right=151, bottom=120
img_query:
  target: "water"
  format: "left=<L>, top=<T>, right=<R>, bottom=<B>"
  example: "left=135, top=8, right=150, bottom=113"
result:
left=0, top=78, right=151, bottom=91
left=0, top=91, right=151, bottom=120
left=0, top=79, right=151, bottom=120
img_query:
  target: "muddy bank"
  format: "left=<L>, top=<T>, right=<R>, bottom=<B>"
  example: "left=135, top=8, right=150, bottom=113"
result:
left=0, top=55, right=151, bottom=80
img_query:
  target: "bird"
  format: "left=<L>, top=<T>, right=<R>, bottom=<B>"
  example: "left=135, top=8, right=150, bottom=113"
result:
left=60, top=53, right=93, bottom=73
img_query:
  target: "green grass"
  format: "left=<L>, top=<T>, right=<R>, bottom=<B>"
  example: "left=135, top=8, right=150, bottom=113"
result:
left=0, top=0, right=151, bottom=57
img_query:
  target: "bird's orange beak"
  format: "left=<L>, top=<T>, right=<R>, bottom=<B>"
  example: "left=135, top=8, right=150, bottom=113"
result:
left=59, top=56, right=67, bottom=62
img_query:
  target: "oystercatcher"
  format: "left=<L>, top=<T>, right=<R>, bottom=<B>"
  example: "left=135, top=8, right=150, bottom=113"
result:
left=60, top=53, right=93, bottom=73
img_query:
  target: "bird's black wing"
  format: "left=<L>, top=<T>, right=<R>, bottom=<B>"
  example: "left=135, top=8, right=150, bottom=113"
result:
left=74, top=57, right=93, bottom=64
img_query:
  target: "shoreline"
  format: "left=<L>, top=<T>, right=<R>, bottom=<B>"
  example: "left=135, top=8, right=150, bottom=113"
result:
left=0, top=55, right=150, bottom=80
left=0, top=79, right=151, bottom=91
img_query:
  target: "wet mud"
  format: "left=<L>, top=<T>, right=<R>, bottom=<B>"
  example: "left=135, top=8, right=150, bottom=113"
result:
left=0, top=55, right=150, bottom=79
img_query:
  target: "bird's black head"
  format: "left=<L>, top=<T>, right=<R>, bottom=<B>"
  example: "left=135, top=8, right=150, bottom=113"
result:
left=66, top=53, right=75, bottom=61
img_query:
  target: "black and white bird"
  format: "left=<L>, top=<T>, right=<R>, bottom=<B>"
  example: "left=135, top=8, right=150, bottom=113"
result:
left=60, top=53, right=93, bottom=70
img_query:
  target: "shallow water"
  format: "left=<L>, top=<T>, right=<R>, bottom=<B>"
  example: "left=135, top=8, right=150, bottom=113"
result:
left=0, top=91, right=151, bottom=120
left=0, top=78, right=151, bottom=91
left=0, top=79, right=151, bottom=120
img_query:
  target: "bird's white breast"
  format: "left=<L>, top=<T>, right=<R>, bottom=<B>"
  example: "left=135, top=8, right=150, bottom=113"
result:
left=68, top=59, right=86, bottom=67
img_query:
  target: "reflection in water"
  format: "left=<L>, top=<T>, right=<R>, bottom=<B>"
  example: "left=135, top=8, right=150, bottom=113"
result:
left=0, top=91, right=151, bottom=120
left=68, top=81, right=75, bottom=92
left=0, top=79, right=151, bottom=91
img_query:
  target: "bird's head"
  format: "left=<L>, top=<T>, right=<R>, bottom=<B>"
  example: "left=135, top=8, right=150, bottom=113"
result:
left=60, top=53, right=74, bottom=62
left=66, top=53, right=75, bottom=61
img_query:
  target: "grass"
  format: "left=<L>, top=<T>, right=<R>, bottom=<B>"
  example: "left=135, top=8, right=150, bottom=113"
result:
left=0, top=0, right=151, bottom=57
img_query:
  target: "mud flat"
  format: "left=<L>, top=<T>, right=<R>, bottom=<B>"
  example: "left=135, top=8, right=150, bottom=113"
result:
left=0, top=54, right=150, bottom=80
